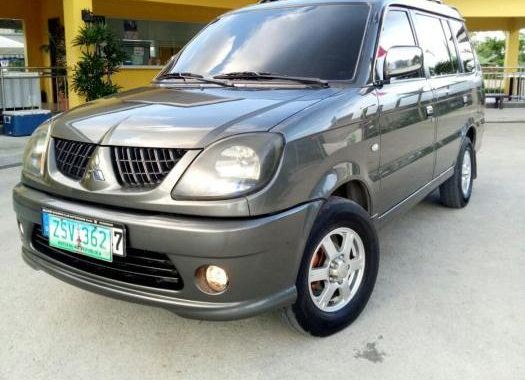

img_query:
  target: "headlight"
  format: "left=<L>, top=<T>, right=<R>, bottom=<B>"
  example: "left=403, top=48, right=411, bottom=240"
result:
left=172, top=133, right=283, bottom=200
left=22, top=122, right=51, bottom=178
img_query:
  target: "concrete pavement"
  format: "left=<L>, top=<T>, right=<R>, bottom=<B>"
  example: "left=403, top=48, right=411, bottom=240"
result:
left=0, top=135, right=28, bottom=168
left=485, top=108, right=525, bottom=123
left=0, top=123, right=524, bottom=380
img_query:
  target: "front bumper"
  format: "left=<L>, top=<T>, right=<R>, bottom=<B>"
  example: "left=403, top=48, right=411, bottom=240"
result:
left=13, top=184, right=322, bottom=320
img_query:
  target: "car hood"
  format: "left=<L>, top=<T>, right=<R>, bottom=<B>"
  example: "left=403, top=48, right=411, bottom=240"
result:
left=51, top=86, right=339, bottom=149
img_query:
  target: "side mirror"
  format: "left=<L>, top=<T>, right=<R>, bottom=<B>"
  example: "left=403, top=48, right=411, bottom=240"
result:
left=383, top=46, right=423, bottom=82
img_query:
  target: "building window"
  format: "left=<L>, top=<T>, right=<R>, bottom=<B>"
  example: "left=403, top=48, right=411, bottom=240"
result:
left=106, top=18, right=205, bottom=67
left=0, top=19, right=25, bottom=67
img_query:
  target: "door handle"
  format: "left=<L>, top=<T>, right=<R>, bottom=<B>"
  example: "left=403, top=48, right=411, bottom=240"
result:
left=463, top=95, right=469, bottom=106
left=426, top=105, right=434, bottom=118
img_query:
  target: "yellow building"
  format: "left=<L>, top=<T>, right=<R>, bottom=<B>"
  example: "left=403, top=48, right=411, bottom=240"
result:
left=1, top=0, right=252, bottom=107
left=445, top=0, right=524, bottom=69
left=0, top=0, right=523, bottom=108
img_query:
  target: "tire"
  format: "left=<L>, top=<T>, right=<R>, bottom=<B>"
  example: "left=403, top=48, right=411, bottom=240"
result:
left=440, top=137, right=475, bottom=209
left=283, top=197, right=379, bottom=337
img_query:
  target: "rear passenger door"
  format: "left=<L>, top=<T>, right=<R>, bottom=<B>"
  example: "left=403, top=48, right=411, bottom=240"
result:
left=375, top=8, right=436, bottom=214
left=449, top=19, right=483, bottom=145
left=413, top=13, right=474, bottom=177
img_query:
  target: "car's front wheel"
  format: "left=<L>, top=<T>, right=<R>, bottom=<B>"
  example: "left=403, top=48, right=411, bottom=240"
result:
left=283, top=197, right=379, bottom=337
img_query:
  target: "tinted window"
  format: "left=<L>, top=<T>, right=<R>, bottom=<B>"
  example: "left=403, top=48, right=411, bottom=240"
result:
left=377, top=10, right=420, bottom=79
left=165, top=5, right=370, bottom=80
left=450, top=20, right=476, bottom=72
left=414, top=14, right=456, bottom=76
left=442, top=20, right=461, bottom=73
left=379, top=10, right=416, bottom=51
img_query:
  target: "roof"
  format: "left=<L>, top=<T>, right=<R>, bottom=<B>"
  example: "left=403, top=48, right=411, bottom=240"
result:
left=233, top=0, right=462, bottom=20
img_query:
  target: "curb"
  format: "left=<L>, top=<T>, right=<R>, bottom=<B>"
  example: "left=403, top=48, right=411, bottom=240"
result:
left=0, top=153, right=23, bottom=169
left=0, top=162, right=22, bottom=170
left=486, top=120, right=525, bottom=124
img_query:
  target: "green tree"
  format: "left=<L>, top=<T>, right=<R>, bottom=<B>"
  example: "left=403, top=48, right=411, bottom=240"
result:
left=472, top=33, right=525, bottom=67
left=71, top=19, right=128, bottom=101
left=473, top=37, right=505, bottom=66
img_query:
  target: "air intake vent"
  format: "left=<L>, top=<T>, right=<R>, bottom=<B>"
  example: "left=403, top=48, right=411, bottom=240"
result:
left=32, top=226, right=184, bottom=291
left=111, top=146, right=186, bottom=188
left=54, top=138, right=97, bottom=181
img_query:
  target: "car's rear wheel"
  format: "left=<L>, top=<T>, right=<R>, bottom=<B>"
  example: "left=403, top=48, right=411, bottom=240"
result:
left=440, top=137, right=474, bottom=208
left=283, top=197, right=379, bottom=337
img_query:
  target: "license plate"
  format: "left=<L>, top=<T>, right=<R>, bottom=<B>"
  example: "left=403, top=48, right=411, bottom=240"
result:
left=42, top=209, right=125, bottom=262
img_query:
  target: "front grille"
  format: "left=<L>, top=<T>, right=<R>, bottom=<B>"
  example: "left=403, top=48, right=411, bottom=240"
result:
left=32, top=226, right=184, bottom=291
left=111, top=146, right=187, bottom=188
left=54, top=138, right=96, bottom=180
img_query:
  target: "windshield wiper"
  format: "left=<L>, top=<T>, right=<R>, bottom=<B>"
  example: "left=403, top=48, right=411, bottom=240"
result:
left=156, top=72, right=234, bottom=87
left=213, top=71, right=329, bottom=87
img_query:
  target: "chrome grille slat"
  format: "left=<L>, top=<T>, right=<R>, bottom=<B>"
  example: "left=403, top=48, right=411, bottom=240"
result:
left=127, top=147, right=140, bottom=185
left=153, top=148, right=163, bottom=181
left=112, top=146, right=186, bottom=188
left=138, top=148, right=154, bottom=185
left=70, top=143, right=85, bottom=178
left=54, top=138, right=96, bottom=181
left=149, top=149, right=160, bottom=183
left=114, top=147, right=127, bottom=185
left=137, top=148, right=150, bottom=185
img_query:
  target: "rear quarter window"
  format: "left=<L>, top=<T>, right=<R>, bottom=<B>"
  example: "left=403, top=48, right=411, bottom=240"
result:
left=450, top=20, right=476, bottom=73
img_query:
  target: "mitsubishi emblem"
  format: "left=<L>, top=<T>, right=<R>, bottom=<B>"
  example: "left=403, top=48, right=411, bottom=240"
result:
left=87, top=156, right=105, bottom=182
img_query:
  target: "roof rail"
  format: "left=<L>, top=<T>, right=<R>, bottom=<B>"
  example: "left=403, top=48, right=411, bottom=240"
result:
left=258, top=0, right=445, bottom=4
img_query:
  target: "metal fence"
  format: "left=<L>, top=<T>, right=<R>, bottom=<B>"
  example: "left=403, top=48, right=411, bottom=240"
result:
left=483, top=66, right=525, bottom=105
left=0, top=66, right=69, bottom=113
left=1, top=66, right=522, bottom=112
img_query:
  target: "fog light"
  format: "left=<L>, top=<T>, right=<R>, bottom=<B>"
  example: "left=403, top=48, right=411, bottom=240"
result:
left=206, top=265, right=229, bottom=292
left=196, top=265, right=229, bottom=294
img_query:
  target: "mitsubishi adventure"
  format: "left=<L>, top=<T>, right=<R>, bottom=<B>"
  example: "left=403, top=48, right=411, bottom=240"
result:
left=13, top=0, right=484, bottom=336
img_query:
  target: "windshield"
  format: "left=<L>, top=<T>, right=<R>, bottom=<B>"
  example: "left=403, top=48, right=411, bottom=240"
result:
left=162, top=4, right=370, bottom=81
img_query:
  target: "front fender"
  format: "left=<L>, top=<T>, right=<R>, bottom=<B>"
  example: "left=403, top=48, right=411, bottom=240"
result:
left=309, top=161, right=374, bottom=209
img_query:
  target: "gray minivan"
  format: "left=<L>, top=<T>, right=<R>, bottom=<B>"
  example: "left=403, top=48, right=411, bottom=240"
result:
left=13, top=0, right=484, bottom=336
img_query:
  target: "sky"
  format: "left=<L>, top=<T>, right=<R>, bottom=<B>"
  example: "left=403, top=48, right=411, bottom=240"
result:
left=471, top=31, right=505, bottom=42
left=471, top=30, right=525, bottom=43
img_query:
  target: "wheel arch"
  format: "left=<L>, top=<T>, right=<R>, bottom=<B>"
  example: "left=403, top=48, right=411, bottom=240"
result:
left=464, top=125, right=478, bottom=179
left=310, top=161, right=375, bottom=215
left=331, top=180, right=372, bottom=214
left=466, top=126, right=476, bottom=148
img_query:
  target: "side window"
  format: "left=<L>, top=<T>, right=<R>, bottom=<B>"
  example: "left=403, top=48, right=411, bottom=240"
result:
left=414, top=14, right=457, bottom=76
left=450, top=20, right=476, bottom=73
left=442, top=20, right=461, bottom=73
left=377, top=10, right=420, bottom=79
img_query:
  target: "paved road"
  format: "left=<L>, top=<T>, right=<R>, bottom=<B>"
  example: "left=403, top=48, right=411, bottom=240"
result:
left=485, top=108, right=525, bottom=124
left=0, top=135, right=29, bottom=168
left=1, top=124, right=524, bottom=380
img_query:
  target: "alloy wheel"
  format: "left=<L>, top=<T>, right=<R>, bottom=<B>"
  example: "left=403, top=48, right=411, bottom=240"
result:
left=461, top=150, right=472, bottom=198
left=308, top=227, right=366, bottom=312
